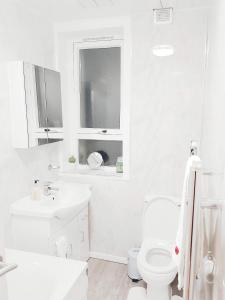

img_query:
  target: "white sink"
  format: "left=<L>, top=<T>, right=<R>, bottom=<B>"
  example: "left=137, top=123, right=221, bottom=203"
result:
left=10, top=181, right=91, bottom=220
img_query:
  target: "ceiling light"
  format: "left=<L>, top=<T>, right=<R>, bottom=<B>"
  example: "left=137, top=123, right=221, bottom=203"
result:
left=152, top=45, right=174, bottom=57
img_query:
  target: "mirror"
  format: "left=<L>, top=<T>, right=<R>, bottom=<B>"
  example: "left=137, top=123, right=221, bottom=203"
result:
left=8, top=61, right=63, bottom=148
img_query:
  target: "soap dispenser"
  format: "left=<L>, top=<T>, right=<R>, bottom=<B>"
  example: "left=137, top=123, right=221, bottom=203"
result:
left=32, top=179, right=41, bottom=201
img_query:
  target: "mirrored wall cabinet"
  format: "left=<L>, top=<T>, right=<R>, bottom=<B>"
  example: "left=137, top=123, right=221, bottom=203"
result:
left=8, top=61, right=63, bottom=148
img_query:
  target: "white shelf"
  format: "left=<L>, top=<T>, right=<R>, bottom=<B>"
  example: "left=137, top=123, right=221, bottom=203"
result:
left=60, top=166, right=126, bottom=180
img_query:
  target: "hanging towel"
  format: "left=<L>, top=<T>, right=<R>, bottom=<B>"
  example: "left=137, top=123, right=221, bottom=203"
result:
left=173, top=155, right=201, bottom=290
left=55, top=236, right=69, bottom=258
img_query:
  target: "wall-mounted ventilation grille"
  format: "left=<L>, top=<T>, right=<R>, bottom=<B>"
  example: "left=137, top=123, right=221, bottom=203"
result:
left=153, top=7, right=173, bottom=24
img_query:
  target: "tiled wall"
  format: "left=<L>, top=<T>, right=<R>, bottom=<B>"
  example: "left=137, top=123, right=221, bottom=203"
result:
left=0, top=2, right=60, bottom=251
left=57, top=7, right=207, bottom=259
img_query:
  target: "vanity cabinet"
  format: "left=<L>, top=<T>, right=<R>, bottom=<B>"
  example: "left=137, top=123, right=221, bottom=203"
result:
left=50, top=207, right=89, bottom=261
left=8, top=61, right=63, bottom=148
left=11, top=206, right=89, bottom=261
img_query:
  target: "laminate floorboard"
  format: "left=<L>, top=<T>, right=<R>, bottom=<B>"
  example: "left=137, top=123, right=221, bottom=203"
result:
left=88, top=258, right=145, bottom=300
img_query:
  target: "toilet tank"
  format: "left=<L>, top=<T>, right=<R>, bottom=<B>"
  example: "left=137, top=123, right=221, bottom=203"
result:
left=143, top=195, right=180, bottom=243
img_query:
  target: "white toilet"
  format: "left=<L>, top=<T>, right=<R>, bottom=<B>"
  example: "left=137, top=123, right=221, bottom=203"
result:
left=137, top=195, right=180, bottom=300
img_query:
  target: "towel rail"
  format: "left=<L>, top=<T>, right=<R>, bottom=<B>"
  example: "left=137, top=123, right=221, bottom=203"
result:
left=0, top=256, right=17, bottom=277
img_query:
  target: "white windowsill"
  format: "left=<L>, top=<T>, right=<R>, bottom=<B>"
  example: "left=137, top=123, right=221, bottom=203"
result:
left=60, top=165, right=128, bottom=180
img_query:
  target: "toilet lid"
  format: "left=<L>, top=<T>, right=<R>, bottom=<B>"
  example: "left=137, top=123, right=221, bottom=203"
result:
left=143, top=196, right=180, bottom=243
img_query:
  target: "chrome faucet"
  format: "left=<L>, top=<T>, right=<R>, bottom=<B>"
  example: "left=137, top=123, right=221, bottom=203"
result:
left=43, top=181, right=59, bottom=196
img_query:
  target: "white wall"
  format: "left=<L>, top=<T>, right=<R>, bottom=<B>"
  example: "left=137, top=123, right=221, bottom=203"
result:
left=57, top=8, right=207, bottom=260
left=201, top=1, right=225, bottom=171
left=200, top=3, right=225, bottom=298
left=0, top=1, right=209, bottom=264
left=200, top=0, right=225, bottom=200
left=0, top=1, right=60, bottom=248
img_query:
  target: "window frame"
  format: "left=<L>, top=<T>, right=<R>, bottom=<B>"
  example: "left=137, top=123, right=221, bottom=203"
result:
left=72, top=37, right=129, bottom=178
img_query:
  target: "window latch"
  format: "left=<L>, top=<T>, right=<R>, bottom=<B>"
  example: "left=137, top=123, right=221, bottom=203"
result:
left=100, top=130, right=107, bottom=134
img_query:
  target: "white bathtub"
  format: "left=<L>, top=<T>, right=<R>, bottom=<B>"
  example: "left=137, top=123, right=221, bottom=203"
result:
left=5, top=249, right=88, bottom=300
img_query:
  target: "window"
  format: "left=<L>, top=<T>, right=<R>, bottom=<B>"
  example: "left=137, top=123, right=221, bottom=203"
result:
left=80, top=47, right=121, bottom=129
left=73, top=38, right=128, bottom=177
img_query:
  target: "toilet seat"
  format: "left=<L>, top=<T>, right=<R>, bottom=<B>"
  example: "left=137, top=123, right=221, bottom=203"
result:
left=138, top=239, right=177, bottom=275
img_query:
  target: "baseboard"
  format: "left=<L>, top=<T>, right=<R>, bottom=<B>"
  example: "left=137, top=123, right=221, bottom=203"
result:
left=90, top=251, right=128, bottom=264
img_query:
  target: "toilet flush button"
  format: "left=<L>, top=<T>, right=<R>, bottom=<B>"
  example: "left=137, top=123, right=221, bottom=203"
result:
left=175, top=246, right=179, bottom=255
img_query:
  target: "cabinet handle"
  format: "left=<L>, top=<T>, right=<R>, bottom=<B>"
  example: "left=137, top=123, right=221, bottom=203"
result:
left=80, top=231, right=85, bottom=242
left=44, top=128, right=50, bottom=132
left=66, top=244, right=73, bottom=259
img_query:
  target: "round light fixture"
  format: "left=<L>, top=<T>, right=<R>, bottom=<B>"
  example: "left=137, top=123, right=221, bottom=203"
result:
left=152, top=45, right=174, bottom=57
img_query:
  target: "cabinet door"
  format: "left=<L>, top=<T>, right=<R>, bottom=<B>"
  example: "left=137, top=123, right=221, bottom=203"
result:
left=34, top=66, right=63, bottom=145
left=50, top=208, right=89, bottom=261
left=8, top=61, right=63, bottom=148
left=35, top=67, right=63, bottom=130
left=35, top=65, right=48, bottom=129
left=78, top=207, right=89, bottom=261
left=50, top=217, right=80, bottom=259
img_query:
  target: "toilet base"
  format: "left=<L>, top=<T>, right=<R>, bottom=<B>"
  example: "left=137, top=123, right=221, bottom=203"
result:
left=127, top=287, right=146, bottom=300
left=127, top=286, right=179, bottom=300
left=147, top=284, right=171, bottom=300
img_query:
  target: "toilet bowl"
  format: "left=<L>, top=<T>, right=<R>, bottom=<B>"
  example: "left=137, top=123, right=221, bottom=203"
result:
left=138, top=239, right=177, bottom=300
left=137, top=195, right=180, bottom=300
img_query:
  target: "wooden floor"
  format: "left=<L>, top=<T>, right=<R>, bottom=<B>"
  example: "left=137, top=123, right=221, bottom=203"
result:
left=88, top=258, right=146, bottom=300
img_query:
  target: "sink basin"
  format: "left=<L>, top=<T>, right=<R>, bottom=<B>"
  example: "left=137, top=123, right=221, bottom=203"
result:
left=10, top=181, right=91, bottom=220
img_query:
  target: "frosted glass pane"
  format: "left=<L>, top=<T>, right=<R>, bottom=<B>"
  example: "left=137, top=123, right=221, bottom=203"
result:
left=80, top=47, right=121, bottom=129
left=79, top=140, right=122, bottom=166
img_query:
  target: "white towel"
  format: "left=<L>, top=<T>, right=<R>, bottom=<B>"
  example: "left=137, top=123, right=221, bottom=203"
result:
left=173, top=155, right=201, bottom=290
left=55, top=236, right=69, bottom=258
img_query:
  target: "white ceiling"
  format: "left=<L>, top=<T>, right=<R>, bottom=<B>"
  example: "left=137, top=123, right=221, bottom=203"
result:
left=11, top=0, right=210, bottom=22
